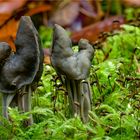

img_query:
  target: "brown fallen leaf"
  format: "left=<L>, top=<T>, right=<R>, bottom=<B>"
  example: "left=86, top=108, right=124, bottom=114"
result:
left=0, top=17, right=18, bottom=51
left=123, top=0, right=140, bottom=7
left=0, top=2, right=52, bottom=51
left=0, top=0, right=27, bottom=13
left=71, top=16, right=125, bottom=44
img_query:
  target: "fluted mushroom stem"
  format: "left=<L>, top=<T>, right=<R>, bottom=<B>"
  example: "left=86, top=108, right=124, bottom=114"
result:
left=18, top=85, right=33, bottom=126
left=79, top=80, right=92, bottom=123
left=24, top=85, right=33, bottom=125
left=65, top=78, right=92, bottom=122
left=18, top=86, right=26, bottom=112
left=71, top=80, right=80, bottom=116
left=2, top=93, right=15, bottom=119
left=65, top=79, right=75, bottom=116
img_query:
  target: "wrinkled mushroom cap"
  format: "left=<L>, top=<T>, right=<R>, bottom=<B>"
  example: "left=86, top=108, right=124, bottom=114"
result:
left=51, top=24, right=94, bottom=80
left=0, top=16, right=43, bottom=93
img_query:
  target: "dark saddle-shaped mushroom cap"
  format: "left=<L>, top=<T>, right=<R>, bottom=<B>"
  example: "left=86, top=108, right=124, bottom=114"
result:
left=0, top=16, right=44, bottom=93
left=51, top=24, right=94, bottom=80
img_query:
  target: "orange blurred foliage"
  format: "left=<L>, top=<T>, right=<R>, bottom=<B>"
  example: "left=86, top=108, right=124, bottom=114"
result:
left=0, top=1, right=51, bottom=52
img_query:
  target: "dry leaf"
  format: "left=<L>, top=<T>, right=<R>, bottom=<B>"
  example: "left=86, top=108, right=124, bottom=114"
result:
left=0, top=0, right=27, bottom=13
left=123, top=0, right=140, bottom=7
left=71, top=16, right=125, bottom=43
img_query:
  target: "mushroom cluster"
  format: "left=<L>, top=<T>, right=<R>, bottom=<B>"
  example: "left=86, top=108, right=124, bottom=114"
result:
left=0, top=16, right=44, bottom=125
left=51, top=24, right=94, bottom=122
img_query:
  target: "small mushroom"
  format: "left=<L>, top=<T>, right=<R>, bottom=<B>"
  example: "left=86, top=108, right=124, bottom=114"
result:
left=0, top=16, right=44, bottom=125
left=51, top=24, right=94, bottom=122
left=51, top=24, right=94, bottom=80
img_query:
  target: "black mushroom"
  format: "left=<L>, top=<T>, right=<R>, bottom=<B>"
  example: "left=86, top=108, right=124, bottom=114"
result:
left=0, top=16, right=44, bottom=125
left=51, top=24, right=94, bottom=122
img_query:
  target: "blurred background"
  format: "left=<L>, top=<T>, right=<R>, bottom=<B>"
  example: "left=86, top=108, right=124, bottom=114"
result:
left=0, top=1, right=140, bottom=139
left=0, top=0, right=140, bottom=63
